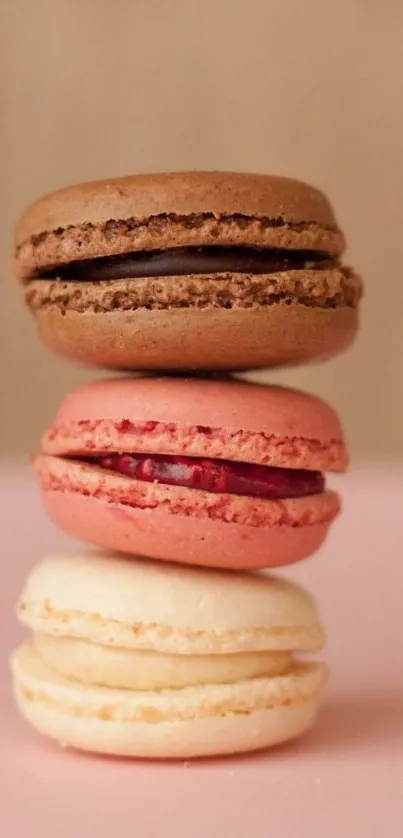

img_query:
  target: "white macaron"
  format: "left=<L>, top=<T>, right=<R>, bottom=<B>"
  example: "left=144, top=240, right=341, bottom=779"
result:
left=12, top=551, right=327, bottom=758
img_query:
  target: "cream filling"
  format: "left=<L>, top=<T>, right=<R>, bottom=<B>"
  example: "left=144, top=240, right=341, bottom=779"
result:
left=34, top=633, right=291, bottom=690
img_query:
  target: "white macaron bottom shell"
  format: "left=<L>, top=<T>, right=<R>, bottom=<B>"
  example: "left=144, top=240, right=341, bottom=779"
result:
left=12, top=644, right=326, bottom=758
left=14, top=682, right=323, bottom=759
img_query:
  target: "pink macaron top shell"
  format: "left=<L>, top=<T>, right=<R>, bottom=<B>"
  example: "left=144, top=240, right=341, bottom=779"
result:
left=42, top=378, right=347, bottom=472
left=46, top=377, right=343, bottom=439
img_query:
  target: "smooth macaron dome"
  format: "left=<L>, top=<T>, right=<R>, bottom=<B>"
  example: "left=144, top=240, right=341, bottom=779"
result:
left=34, top=376, right=347, bottom=570
left=16, top=171, right=362, bottom=371
left=12, top=552, right=327, bottom=758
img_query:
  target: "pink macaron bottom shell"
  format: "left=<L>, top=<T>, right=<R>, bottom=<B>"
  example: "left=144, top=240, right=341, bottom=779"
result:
left=41, top=489, right=332, bottom=570
left=35, top=453, right=338, bottom=569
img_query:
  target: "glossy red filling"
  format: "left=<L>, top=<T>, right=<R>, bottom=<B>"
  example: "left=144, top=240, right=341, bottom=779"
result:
left=93, top=453, right=325, bottom=499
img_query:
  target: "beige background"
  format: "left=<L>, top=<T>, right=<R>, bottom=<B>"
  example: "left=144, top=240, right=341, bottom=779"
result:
left=1, top=0, right=402, bottom=460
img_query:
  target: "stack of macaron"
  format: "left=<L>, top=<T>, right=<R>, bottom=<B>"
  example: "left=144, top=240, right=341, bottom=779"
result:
left=11, top=172, right=362, bottom=758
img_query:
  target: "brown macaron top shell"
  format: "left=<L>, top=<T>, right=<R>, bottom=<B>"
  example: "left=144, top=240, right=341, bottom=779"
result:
left=16, top=172, right=345, bottom=280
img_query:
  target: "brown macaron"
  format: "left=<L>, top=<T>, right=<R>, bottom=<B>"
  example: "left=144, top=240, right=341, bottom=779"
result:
left=16, top=171, right=362, bottom=371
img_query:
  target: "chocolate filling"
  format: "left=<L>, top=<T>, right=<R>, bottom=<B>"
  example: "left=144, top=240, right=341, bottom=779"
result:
left=41, top=246, right=334, bottom=281
left=88, top=453, right=324, bottom=499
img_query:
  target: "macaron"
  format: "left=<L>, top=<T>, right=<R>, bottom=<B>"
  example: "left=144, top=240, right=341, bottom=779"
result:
left=11, top=551, right=327, bottom=758
left=33, top=376, right=347, bottom=570
left=16, top=171, right=362, bottom=371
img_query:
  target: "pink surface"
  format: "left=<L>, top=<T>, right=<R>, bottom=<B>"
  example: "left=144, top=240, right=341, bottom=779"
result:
left=1, top=465, right=403, bottom=837
left=47, top=376, right=344, bottom=443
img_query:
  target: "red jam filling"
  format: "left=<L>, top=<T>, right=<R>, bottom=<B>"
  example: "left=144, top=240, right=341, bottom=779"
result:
left=94, top=453, right=324, bottom=499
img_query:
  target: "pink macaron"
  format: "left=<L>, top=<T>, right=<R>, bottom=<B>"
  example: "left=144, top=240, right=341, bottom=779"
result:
left=34, top=377, right=347, bottom=570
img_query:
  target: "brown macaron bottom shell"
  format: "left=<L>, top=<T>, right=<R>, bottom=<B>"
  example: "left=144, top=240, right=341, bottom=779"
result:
left=32, top=303, right=357, bottom=371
